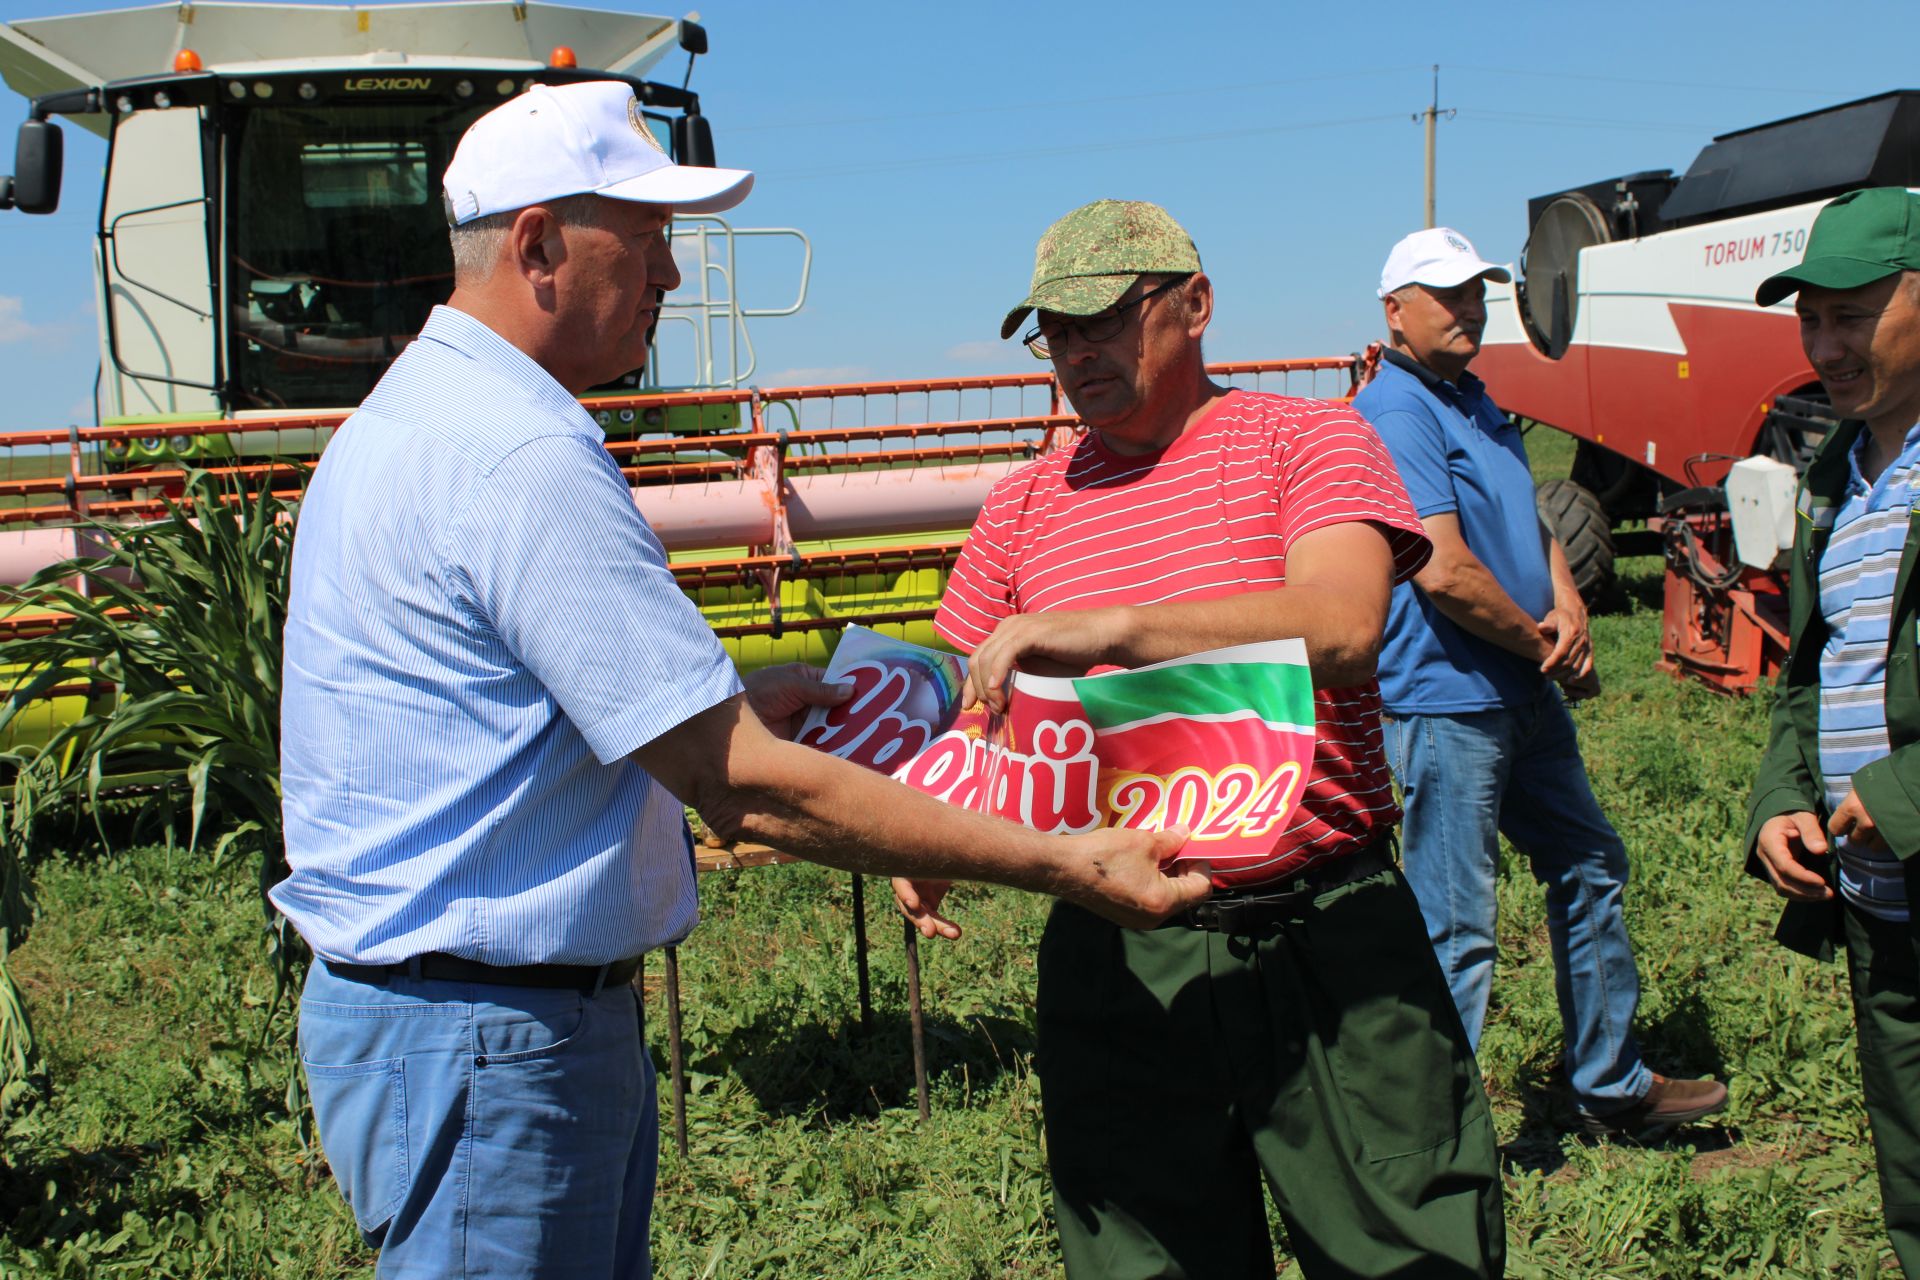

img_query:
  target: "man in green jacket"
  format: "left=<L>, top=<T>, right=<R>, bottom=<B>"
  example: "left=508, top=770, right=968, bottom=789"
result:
left=1746, top=187, right=1920, bottom=1276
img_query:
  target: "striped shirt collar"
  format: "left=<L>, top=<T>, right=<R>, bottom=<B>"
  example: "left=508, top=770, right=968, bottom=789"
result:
left=1844, top=417, right=1920, bottom=500
left=414, top=304, right=606, bottom=443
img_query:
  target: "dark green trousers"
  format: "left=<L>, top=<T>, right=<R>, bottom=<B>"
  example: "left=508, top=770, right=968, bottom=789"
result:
left=1036, top=867, right=1505, bottom=1280
left=1844, top=877, right=1920, bottom=1278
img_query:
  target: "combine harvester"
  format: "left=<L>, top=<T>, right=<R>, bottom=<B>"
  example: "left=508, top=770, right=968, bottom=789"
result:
left=0, top=1, right=1358, bottom=1138
left=1477, top=90, right=1920, bottom=692
left=0, top=0, right=1354, bottom=671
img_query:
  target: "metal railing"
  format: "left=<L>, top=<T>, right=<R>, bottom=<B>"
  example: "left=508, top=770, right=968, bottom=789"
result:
left=649, top=215, right=813, bottom=390
left=0, top=356, right=1360, bottom=529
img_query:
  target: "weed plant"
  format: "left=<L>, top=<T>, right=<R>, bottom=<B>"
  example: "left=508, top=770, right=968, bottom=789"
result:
left=0, top=472, right=302, bottom=1138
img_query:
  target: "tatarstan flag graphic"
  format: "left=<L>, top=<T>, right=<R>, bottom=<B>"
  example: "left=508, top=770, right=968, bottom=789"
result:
left=1069, top=639, right=1316, bottom=864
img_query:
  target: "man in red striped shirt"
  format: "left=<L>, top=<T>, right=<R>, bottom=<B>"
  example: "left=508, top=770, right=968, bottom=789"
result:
left=895, top=201, right=1504, bottom=1279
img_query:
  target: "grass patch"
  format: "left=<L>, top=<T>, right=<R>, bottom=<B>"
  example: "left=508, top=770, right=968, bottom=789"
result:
left=1, top=546, right=1900, bottom=1277
left=1, top=851, right=360, bottom=1277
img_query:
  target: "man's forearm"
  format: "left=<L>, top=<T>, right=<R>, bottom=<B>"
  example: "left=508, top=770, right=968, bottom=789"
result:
left=641, top=696, right=1207, bottom=930
left=969, top=523, right=1395, bottom=692
left=1417, top=555, right=1548, bottom=662
left=710, top=744, right=1073, bottom=886
left=663, top=700, right=1079, bottom=892
left=1546, top=536, right=1582, bottom=610
left=1100, top=584, right=1384, bottom=687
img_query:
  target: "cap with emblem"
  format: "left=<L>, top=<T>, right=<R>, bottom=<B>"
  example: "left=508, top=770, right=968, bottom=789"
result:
left=1001, top=200, right=1202, bottom=340
left=1755, top=187, right=1920, bottom=307
left=1376, top=227, right=1511, bottom=299
left=441, top=80, right=753, bottom=226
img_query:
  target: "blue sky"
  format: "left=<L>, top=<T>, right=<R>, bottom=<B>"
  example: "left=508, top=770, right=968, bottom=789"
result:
left=1, top=0, right=1915, bottom=431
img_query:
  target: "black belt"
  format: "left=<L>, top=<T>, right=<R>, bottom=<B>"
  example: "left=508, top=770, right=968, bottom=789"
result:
left=326, top=951, right=643, bottom=994
left=1162, top=835, right=1397, bottom=934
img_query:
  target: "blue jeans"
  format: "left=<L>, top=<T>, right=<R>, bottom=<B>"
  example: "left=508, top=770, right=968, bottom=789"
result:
left=299, top=959, right=658, bottom=1279
left=1383, top=684, right=1652, bottom=1115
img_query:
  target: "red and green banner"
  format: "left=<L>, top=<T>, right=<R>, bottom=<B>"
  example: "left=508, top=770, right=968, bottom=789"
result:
left=799, top=628, right=1316, bottom=865
left=794, top=626, right=968, bottom=772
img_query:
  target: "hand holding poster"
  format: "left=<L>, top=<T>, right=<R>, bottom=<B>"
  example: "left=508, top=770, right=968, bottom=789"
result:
left=794, top=626, right=970, bottom=772
left=798, top=628, right=1316, bottom=867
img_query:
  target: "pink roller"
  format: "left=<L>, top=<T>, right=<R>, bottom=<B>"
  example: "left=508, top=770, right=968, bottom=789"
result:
left=632, top=478, right=778, bottom=551
left=786, top=464, right=1022, bottom=541
left=0, top=528, right=83, bottom=585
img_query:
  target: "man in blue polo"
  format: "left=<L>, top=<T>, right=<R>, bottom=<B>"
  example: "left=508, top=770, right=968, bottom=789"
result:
left=1354, top=227, right=1727, bottom=1135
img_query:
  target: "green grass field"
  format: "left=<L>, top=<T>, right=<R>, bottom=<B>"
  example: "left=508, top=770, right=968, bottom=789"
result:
left=0, top=428, right=1899, bottom=1277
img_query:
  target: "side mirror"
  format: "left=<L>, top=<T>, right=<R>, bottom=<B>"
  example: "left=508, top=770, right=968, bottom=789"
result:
left=678, top=20, right=708, bottom=56
left=7, top=119, right=63, bottom=214
left=672, top=113, right=716, bottom=168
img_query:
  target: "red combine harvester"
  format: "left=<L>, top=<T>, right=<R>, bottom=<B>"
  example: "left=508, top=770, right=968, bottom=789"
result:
left=1474, top=90, right=1920, bottom=693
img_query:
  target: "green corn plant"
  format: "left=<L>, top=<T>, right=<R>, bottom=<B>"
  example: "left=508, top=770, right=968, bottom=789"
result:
left=0, top=469, right=304, bottom=1121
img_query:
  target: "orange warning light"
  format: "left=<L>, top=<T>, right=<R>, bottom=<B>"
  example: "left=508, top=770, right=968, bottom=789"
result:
left=549, top=46, right=577, bottom=68
left=173, top=48, right=203, bottom=72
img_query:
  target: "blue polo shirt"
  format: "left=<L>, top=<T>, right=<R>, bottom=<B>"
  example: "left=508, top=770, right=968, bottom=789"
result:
left=1353, top=350, right=1553, bottom=713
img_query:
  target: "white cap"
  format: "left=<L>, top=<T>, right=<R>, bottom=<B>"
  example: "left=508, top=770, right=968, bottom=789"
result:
left=442, top=81, right=754, bottom=226
left=1377, top=227, right=1512, bottom=299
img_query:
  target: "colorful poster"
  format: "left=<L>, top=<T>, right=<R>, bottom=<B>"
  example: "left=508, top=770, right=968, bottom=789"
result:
left=800, top=628, right=1316, bottom=866
left=1073, top=640, right=1315, bottom=863
left=794, top=625, right=970, bottom=772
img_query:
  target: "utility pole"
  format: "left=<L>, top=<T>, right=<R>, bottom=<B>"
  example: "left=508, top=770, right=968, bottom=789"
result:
left=1415, top=65, right=1456, bottom=228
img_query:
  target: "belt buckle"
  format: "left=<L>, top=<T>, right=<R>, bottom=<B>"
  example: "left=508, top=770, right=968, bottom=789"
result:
left=1187, top=901, right=1226, bottom=931
left=1185, top=894, right=1278, bottom=934
left=1211, top=884, right=1316, bottom=933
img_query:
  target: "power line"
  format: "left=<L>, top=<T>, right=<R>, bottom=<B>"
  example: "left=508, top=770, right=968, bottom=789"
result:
left=728, top=63, right=1855, bottom=139
left=759, top=102, right=1713, bottom=185
left=757, top=112, right=1407, bottom=182
left=1465, top=108, right=1711, bottom=135
left=726, top=66, right=1427, bottom=134
left=1451, top=63, right=1850, bottom=98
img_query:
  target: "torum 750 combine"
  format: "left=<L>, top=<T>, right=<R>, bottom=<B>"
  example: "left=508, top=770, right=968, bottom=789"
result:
left=1477, top=90, right=1920, bottom=693
left=0, top=0, right=1354, bottom=678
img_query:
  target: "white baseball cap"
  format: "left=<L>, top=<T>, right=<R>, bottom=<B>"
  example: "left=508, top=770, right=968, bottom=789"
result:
left=442, top=80, right=754, bottom=226
left=1377, top=227, right=1512, bottom=299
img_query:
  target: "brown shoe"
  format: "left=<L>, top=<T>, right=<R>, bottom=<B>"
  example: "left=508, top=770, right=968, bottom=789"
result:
left=1583, top=1074, right=1729, bottom=1136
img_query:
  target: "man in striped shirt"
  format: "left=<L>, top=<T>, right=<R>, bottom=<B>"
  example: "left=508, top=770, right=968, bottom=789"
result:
left=276, top=87, right=1208, bottom=1279
left=896, top=201, right=1504, bottom=1279
left=1747, top=187, right=1920, bottom=1275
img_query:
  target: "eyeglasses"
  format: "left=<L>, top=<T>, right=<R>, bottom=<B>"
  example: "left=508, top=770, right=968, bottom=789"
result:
left=1021, top=276, right=1188, bottom=360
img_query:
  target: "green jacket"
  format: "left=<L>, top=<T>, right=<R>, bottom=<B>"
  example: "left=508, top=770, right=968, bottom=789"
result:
left=1743, top=419, right=1920, bottom=960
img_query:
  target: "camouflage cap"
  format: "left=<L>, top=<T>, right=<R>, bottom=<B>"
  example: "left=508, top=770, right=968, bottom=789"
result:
left=1000, top=200, right=1202, bottom=340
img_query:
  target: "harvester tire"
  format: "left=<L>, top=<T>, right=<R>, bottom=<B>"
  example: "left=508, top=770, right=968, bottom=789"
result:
left=1570, top=439, right=1661, bottom=521
left=1536, top=478, right=1615, bottom=606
